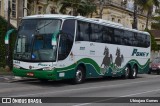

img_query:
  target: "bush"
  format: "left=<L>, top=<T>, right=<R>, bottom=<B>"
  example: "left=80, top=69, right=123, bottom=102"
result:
left=0, top=16, right=17, bottom=68
left=146, top=29, right=159, bottom=51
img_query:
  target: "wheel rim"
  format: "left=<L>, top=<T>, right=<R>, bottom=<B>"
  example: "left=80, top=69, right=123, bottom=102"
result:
left=125, top=67, right=129, bottom=77
left=133, top=68, right=136, bottom=77
left=76, top=70, right=83, bottom=82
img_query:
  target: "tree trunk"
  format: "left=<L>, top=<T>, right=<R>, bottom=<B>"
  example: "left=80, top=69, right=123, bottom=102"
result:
left=99, top=0, right=104, bottom=19
left=145, top=10, right=149, bottom=30
left=146, top=7, right=152, bottom=30
left=133, top=0, right=137, bottom=29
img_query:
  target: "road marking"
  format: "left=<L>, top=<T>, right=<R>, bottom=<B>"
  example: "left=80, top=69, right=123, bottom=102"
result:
left=120, top=89, right=160, bottom=97
left=73, top=89, right=160, bottom=106
left=9, top=78, right=160, bottom=97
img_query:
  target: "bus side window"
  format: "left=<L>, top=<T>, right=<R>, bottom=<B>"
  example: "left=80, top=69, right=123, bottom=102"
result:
left=76, top=21, right=90, bottom=41
left=133, top=33, right=138, bottom=46
left=58, top=19, right=75, bottom=60
left=124, top=30, right=133, bottom=46
left=146, top=35, right=150, bottom=47
left=114, top=29, right=124, bottom=45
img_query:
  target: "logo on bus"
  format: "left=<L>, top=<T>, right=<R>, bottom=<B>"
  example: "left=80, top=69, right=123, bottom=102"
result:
left=132, top=49, right=149, bottom=57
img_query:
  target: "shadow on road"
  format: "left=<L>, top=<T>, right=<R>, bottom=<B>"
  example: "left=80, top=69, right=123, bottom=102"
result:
left=8, top=75, right=145, bottom=87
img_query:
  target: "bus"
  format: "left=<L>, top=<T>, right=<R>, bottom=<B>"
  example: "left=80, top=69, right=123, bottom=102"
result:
left=13, top=14, right=150, bottom=84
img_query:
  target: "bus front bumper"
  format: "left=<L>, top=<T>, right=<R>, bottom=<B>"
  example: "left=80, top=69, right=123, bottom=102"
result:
left=13, top=68, right=57, bottom=80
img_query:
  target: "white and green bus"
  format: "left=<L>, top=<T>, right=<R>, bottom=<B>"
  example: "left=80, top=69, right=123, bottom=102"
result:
left=13, top=14, right=150, bottom=84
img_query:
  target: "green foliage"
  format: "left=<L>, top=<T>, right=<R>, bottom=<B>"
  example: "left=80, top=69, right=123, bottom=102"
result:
left=152, top=10, right=160, bottom=29
left=147, top=29, right=159, bottom=51
left=0, top=16, right=17, bottom=68
left=60, top=0, right=96, bottom=16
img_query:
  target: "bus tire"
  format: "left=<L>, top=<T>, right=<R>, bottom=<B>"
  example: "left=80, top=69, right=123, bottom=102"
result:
left=72, top=66, right=85, bottom=84
left=130, top=65, right=137, bottom=79
left=122, top=65, right=130, bottom=79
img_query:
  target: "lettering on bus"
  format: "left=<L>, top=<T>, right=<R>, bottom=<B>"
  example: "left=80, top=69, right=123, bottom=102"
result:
left=132, top=49, right=149, bottom=57
left=38, top=63, right=48, bottom=67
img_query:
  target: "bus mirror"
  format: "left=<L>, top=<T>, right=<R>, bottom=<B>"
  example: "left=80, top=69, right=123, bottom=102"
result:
left=5, top=29, right=15, bottom=44
left=52, top=36, right=57, bottom=46
left=52, top=31, right=60, bottom=46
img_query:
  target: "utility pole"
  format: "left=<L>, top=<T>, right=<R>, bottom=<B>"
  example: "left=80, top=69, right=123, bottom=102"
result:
left=133, top=0, right=138, bottom=29
left=7, top=0, right=11, bottom=30
left=5, top=0, right=11, bottom=71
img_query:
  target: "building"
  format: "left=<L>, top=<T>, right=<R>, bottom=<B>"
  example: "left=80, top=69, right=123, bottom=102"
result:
left=0, top=0, right=27, bottom=28
left=0, top=0, right=152, bottom=30
left=150, top=30, right=160, bottom=47
left=94, top=0, right=150, bottom=30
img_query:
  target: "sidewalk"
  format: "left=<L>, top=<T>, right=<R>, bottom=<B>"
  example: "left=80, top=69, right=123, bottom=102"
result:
left=0, top=75, right=29, bottom=82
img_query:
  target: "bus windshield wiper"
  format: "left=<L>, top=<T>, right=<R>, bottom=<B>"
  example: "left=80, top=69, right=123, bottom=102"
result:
left=36, top=20, right=53, bottom=32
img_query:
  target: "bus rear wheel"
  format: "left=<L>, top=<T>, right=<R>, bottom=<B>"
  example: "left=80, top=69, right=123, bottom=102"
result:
left=122, top=65, right=130, bottom=79
left=130, top=65, right=137, bottom=79
left=72, top=66, right=85, bottom=84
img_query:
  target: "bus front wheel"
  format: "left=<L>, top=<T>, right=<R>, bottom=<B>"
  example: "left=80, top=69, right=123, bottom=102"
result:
left=72, top=66, right=85, bottom=84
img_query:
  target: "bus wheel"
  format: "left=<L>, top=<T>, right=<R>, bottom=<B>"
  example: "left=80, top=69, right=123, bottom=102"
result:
left=73, top=66, right=85, bottom=84
left=122, top=65, right=130, bottom=79
left=130, top=65, right=137, bottom=79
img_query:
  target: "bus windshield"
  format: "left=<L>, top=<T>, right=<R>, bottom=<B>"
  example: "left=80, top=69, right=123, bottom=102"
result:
left=14, top=19, right=61, bottom=62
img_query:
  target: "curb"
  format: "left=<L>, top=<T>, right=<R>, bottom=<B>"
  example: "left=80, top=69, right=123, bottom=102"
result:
left=0, top=75, right=25, bottom=82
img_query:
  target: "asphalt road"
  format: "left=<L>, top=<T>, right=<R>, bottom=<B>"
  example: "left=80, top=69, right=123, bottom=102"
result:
left=0, top=74, right=160, bottom=106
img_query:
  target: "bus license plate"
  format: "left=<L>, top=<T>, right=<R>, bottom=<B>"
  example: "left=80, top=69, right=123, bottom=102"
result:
left=27, top=72, right=34, bottom=76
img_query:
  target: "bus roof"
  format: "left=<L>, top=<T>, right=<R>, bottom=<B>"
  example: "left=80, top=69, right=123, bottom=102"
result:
left=23, top=14, right=75, bottom=19
left=23, top=14, right=149, bottom=35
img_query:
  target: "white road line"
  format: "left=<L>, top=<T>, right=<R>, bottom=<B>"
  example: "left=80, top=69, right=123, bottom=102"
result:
left=9, top=78, right=159, bottom=97
left=120, top=89, right=160, bottom=97
left=73, top=89, right=160, bottom=106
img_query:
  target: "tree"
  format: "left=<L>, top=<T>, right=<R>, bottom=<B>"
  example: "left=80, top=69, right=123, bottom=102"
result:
left=137, top=0, right=159, bottom=29
left=152, top=9, right=160, bottom=29
left=77, top=0, right=97, bottom=17
left=99, top=0, right=104, bottom=19
left=60, top=0, right=96, bottom=16
left=133, top=0, right=138, bottom=29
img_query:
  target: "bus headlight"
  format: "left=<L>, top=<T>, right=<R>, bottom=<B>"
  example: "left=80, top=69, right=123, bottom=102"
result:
left=13, top=64, right=20, bottom=69
left=43, top=67, right=55, bottom=71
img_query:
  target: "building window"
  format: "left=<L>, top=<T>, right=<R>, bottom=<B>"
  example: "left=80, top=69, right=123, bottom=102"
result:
left=118, top=19, right=121, bottom=23
left=112, top=18, right=115, bottom=22
left=11, top=0, right=16, bottom=18
left=37, top=6, right=43, bottom=14
left=142, top=25, right=144, bottom=30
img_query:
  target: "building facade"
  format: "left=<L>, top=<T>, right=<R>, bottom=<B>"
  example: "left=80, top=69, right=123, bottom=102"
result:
left=94, top=0, right=150, bottom=30
left=0, top=0, right=27, bottom=28
left=0, top=0, right=152, bottom=30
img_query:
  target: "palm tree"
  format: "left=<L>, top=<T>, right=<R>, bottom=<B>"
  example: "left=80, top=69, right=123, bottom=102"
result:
left=137, top=0, right=159, bottom=29
left=60, top=0, right=81, bottom=16
left=77, top=0, right=97, bottom=17
left=133, top=0, right=138, bottom=29
left=60, top=0, right=96, bottom=16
